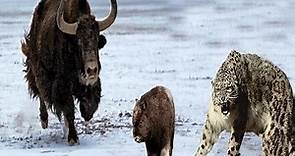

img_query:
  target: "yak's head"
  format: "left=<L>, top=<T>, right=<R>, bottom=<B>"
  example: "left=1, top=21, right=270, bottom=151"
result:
left=132, top=99, right=150, bottom=143
left=56, top=0, right=117, bottom=86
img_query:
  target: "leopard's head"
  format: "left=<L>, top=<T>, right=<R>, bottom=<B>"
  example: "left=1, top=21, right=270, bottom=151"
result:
left=212, top=61, right=239, bottom=118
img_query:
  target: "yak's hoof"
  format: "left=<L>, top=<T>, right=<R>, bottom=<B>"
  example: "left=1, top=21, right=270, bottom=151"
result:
left=41, top=120, right=48, bottom=129
left=68, top=138, right=80, bottom=146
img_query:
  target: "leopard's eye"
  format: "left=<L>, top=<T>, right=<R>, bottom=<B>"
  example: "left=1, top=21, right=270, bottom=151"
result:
left=214, top=86, right=221, bottom=91
left=226, top=86, right=233, bottom=92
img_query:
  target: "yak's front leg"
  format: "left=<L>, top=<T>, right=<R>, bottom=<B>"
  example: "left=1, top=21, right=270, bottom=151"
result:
left=64, top=101, right=79, bottom=145
left=194, top=117, right=223, bottom=156
left=52, top=78, right=79, bottom=145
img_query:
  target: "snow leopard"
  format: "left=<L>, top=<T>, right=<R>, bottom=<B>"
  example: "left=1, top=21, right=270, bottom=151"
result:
left=194, top=50, right=295, bottom=156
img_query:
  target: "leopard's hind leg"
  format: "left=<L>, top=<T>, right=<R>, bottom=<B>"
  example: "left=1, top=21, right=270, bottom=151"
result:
left=261, top=73, right=293, bottom=156
left=261, top=121, right=289, bottom=156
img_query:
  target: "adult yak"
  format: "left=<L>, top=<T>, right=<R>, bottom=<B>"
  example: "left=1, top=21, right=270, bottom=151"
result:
left=21, top=0, right=117, bottom=145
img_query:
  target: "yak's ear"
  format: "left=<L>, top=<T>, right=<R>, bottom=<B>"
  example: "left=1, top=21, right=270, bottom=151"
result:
left=98, top=35, right=107, bottom=49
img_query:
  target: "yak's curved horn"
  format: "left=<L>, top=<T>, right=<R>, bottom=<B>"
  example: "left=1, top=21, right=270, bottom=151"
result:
left=56, top=0, right=78, bottom=35
left=97, top=0, right=117, bottom=31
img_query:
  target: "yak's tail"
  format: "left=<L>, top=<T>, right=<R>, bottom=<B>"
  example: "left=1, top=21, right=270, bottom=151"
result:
left=21, top=39, right=30, bottom=57
left=21, top=31, right=40, bottom=100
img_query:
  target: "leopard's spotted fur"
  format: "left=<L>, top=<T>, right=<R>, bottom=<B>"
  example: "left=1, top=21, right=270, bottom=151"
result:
left=194, top=50, right=295, bottom=156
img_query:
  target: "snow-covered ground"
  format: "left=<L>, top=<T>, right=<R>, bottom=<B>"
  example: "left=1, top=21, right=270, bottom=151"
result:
left=0, top=0, right=294, bottom=155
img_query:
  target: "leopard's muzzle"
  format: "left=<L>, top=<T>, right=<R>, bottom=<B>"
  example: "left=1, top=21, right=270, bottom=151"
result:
left=221, top=101, right=230, bottom=116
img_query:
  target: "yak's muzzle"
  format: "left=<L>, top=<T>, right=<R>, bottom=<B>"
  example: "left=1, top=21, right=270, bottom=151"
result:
left=80, top=60, right=99, bottom=86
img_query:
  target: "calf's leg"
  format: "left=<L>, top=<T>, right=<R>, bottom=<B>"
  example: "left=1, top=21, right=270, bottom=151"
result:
left=160, top=142, right=171, bottom=156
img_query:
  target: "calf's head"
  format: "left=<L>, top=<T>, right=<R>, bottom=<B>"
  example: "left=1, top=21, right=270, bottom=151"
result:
left=57, top=0, right=116, bottom=86
left=132, top=100, right=151, bottom=143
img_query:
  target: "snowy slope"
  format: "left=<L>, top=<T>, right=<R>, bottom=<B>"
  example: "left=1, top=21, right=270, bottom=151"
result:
left=0, top=0, right=294, bottom=155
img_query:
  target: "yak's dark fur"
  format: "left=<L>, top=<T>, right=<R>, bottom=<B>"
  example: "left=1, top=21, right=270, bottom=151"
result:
left=22, top=0, right=107, bottom=144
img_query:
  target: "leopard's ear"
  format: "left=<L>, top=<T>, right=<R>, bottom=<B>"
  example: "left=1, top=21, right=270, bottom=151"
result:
left=211, top=80, right=214, bottom=86
left=234, top=80, right=238, bottom=85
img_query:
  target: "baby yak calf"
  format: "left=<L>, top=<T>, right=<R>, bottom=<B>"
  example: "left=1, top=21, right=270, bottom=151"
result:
left=132, top=86, right=175, bottom=156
